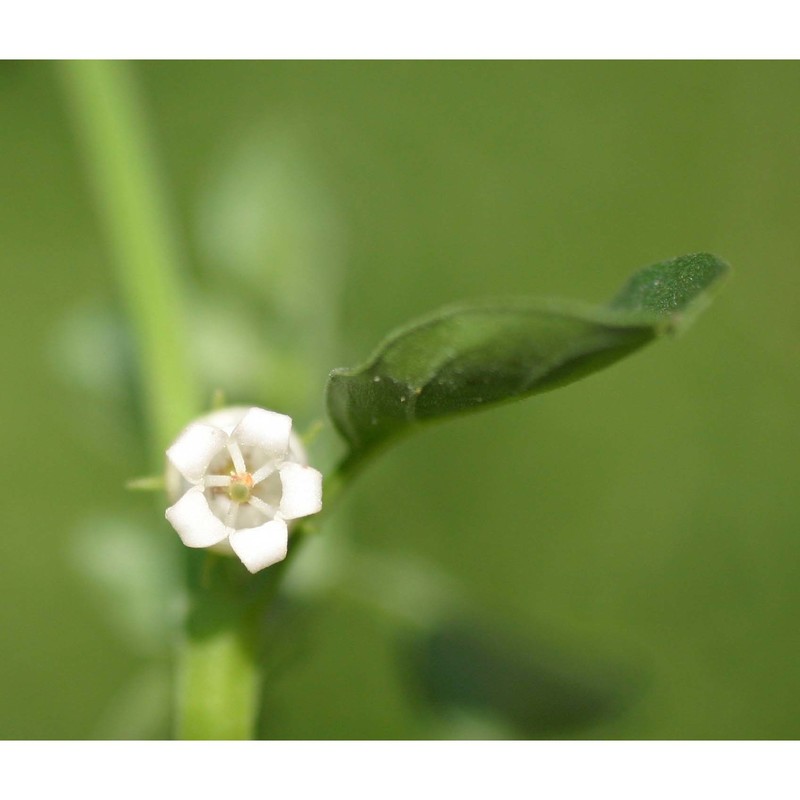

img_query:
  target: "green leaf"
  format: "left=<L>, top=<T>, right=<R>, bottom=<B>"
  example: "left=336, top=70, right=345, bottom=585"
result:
left=404, top=619, right=641, bottom=737
left=326, top=253, right=728, bottom=457
left=609, top=251, right=728, bottom=322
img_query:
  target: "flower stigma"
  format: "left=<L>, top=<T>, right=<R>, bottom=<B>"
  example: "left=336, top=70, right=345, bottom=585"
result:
left=227, top=473, right=253, bottom=504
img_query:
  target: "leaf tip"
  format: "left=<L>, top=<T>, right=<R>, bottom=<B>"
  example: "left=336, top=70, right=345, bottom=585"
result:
left=610, top=252, right=730, bottom=321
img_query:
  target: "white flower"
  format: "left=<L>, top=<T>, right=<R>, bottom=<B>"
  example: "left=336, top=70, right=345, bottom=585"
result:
left=165, top=406, right=322, bottom=573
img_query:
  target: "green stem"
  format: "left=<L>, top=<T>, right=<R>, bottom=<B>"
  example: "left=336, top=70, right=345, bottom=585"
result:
left=322, top=447, right=375, bottom=511
left=178, top=529, right=311, bottom=738
left=59, top=60, right=198, bottom=452
left=59, top=61, right=259, bottom=740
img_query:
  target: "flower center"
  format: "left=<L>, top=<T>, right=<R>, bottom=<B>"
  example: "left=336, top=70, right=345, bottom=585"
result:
left=227, top=473, right=254, bottom=503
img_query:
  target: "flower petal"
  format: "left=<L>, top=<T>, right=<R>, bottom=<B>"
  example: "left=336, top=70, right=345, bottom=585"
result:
left=165, top=487, right=230, bottom=548
left=278, top=463, right=323, bottom=520
left=229, top=519, right=288, bottom=573
left=166, top=423, right=228, bottom=483
left=230, top=407, right=292, bottom=460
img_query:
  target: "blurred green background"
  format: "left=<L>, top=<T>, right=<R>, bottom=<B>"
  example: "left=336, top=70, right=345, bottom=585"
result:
left=1, top=61, right=797, bottom=739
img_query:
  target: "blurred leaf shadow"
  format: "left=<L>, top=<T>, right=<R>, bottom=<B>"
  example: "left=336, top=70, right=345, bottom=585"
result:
left=402, top=617, right=645, bottom=738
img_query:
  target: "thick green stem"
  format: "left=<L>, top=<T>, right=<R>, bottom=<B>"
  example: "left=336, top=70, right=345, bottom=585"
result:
left=178, top=535, right=307, bottom=738
left=178, top=553, right=272, bottom=739
left=59, top=61, right=260, bottom=739
left=178, top=625, right=258, bottom=740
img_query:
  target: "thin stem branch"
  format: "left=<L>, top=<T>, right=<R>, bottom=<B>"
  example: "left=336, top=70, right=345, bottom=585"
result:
left=59, top=60, right=199, bottom=452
